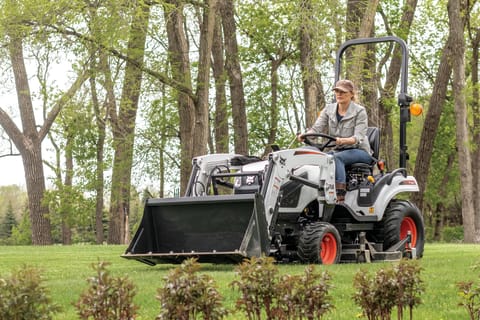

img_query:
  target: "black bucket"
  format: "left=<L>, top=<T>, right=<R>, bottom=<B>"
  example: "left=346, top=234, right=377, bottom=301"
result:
left=122, top=193, right=270, bottom=265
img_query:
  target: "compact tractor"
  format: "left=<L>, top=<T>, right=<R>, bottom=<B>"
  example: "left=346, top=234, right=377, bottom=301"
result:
left=123, top=36, right=425, bottom=265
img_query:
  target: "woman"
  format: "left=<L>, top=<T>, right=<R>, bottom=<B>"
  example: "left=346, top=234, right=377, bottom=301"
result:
left=298, top=79, right=372, bottom=203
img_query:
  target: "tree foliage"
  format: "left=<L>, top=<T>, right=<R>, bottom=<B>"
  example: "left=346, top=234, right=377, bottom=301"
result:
left=0, top=202, right=17, bottom=241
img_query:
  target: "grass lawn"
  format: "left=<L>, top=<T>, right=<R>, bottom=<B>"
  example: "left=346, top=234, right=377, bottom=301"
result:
left=0, top=243, right=479, bottom=319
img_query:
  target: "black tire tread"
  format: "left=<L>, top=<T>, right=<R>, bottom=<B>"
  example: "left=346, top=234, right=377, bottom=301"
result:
left=382, top=200, right=425, bottom=258
left=297, top=221, right=341, bottom=264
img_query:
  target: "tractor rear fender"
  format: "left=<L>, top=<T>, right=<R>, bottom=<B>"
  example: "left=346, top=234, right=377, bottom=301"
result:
left=347, top=171, right=419, bottom=221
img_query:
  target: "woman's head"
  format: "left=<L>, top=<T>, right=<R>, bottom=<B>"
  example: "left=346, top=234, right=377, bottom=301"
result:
left=333, top=79, right=358, bottom=102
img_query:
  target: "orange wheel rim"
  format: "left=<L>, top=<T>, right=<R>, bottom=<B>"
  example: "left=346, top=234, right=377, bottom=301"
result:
left=400, top=216, right=417, bottom=247
left=320, top=233, right=337, bottom=264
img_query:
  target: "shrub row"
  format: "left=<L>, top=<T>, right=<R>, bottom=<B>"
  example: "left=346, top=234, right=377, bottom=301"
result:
left=1, top=257, right=479, bottom=320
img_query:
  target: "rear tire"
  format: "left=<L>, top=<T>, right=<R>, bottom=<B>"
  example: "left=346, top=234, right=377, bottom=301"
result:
left=297, top=221, right=341, bottom=264
left=382, top=200, right=425, bottom=258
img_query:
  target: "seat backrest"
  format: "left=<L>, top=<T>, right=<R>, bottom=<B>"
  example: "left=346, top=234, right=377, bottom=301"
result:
left=367, top=127, right=380, bottom=160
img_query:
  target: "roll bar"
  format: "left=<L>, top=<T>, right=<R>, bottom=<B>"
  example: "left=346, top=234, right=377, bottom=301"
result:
left=334, top=36, right=412, bottom=169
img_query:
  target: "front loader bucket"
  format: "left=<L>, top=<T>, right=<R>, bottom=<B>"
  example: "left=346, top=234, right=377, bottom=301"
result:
left=122, top=193, right=270, bottom=265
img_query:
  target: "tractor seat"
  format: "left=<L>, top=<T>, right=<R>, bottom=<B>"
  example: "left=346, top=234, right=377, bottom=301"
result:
left=346, top=127, right=380, bottom=175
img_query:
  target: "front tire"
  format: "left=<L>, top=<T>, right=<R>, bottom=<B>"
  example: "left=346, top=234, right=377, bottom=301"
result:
left=297, top=221, right=341, bottom=264
left=382, top=200, right=425, bottom=258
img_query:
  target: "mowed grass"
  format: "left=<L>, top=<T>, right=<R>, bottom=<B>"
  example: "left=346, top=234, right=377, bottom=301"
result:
left=0, top=243, right=479, bottom=319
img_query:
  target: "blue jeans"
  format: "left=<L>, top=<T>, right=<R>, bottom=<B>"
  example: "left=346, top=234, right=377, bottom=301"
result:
left=331, top=149, right=373, bottom=184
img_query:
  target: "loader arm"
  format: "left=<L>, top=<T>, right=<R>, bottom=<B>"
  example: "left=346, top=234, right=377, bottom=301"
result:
left=186, top=153, right=244, bottom=196
left=260, top=148, right=337, bottom=232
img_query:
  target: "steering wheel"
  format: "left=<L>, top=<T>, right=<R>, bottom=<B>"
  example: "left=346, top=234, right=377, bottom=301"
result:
left=301, top=133, right=337, bottom=151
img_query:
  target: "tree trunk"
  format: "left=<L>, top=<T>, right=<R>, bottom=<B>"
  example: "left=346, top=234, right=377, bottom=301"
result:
left=165, top=1, right=195, bottom=194
left=86, top=0, right=107, bottom=245
left=0, top=34, right=86, bottom=244
left=90, top=59, right=107, bottom=244
left=448, top=0, right=477, bottom=243
left=345, top=0, right=381, bottom=158
left=467, top=22, right=480, bottom=234
left=193, top=0, right=217, bottom=157
left=62, top=136, right=73, bottom=245
left=108, top=1, right=150, bottom=244
left=346, top=0, right=366, bottom=40
left=362, top=44, right=379, bottom=128
left=211, top=5, right=229, bottom=153
left=159, top=92, right=166, bottom=198
left=346, top=0, right=379, bottom=84
left=6, top=36, right=52, bottom=245
left=411, top=43, right=452, bottom=211
left=94, top=110, right=106, bottom=244
left=299, top=0, right=324, bottom=129
left=263, top=60, right=281, bottom=157
left=433, top=152, right=455, bottom=240
left=379, top=0, right=418, bottom=170
left=221, top=0, right=248, bottom=155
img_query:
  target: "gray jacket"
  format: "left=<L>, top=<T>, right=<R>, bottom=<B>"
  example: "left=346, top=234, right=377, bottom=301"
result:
left=310, top=101, right=371, bottom=154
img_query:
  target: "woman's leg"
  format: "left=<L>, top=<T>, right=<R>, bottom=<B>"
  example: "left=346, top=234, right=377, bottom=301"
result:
left=333, top=149, right=372, bottom=203
left=333, top=149, right=373, bottom=183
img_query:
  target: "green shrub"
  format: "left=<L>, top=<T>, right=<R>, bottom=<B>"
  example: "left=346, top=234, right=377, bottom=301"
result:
left=156, top=258, right=228, bottom=320
left=231, top=256, right=333, bottom=320
left=9, top=212, right=32, bottom=245
left=395, top=259, right=425, bottom=319
left=353, top=259, right=424, bottom=320
left=424, top=226, right=434, bottom=242
left=74, top=261, right=138, bottom=320
left=231, top=256, right=279, bottom=319
left=442, top=226, right=464, bottom=243
left=274, top=265, right=333, bottom=319
left=353, top=267, right=398, bottom=320
left=0, top=265, right=60, bottom=320
left=457, top=260, right=480, bottom=320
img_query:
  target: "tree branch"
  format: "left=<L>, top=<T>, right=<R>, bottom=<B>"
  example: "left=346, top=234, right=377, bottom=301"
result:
left=25, top=21, right=197, bottom=103
left=38, top=68, right=90, bottom=141
left=0, top=108, right=24, bottom=154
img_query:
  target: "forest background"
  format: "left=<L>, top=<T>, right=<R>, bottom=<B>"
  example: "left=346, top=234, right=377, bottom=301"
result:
left=0, top=0, right=478, bottom=246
